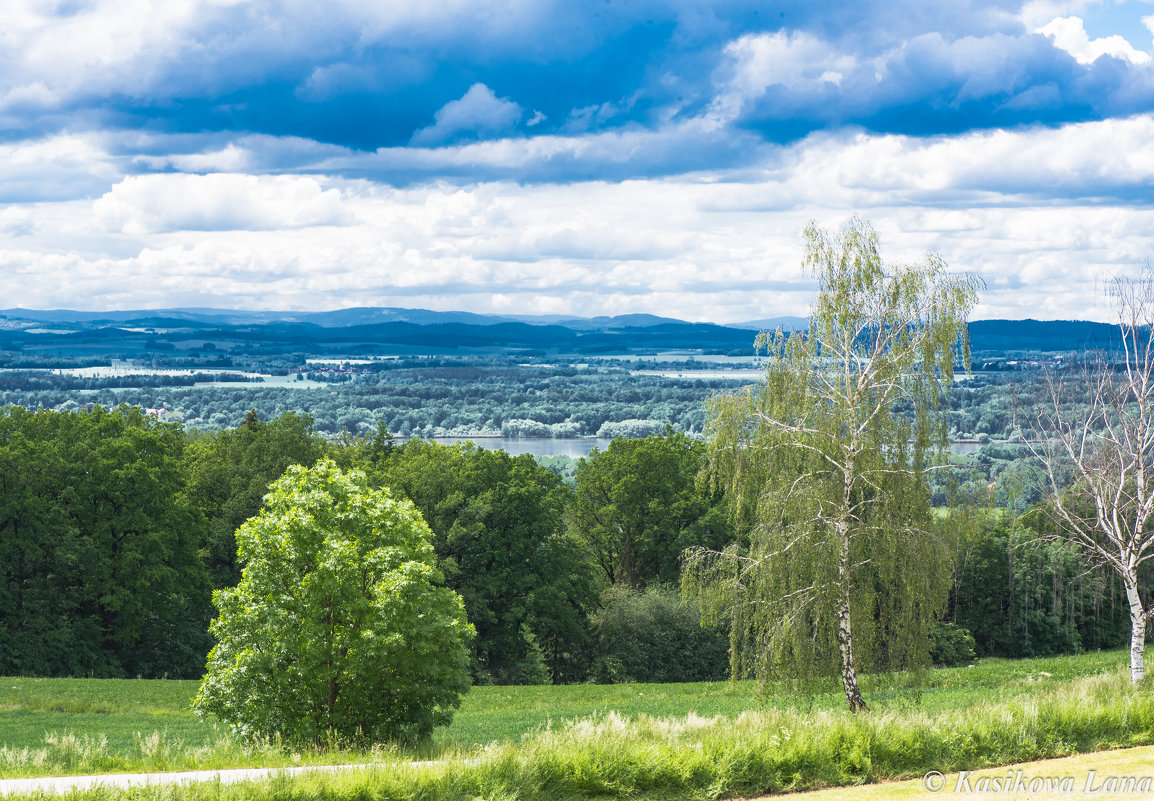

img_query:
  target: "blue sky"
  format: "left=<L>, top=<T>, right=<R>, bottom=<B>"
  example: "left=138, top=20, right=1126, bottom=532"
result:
left=2, top=0, right=1154, bottom=322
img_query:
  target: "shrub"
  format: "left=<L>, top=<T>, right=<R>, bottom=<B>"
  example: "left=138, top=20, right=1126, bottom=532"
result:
left=591, top=584, right=729, bottom=683
left=929, top=622, right=976, bottom=666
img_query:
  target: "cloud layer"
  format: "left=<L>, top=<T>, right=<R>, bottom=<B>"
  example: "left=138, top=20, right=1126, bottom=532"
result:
left=5, top=0, right=1153, bottom=154
left=2, top=0, right=1154, bottom=322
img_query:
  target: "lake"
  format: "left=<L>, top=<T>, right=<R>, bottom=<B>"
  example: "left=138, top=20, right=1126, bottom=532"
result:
left=398, top=436, right=990, bottom=458
left=398, top=436, right=618, bottom=458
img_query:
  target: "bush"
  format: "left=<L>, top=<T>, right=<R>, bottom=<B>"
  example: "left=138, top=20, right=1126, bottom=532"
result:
left=929, top=622, right=976, bottom=666
left=193, top=460, right=474, bottom=745
left=591, top=584, right=729, bottom=683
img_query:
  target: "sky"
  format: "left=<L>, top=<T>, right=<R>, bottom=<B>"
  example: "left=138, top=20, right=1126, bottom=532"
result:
left=3, top=0, right=1154, bottom=323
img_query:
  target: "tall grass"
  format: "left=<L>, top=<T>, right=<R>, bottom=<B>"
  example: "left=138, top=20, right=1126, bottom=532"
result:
left=0, top=650, right=1148, bottom=793
left=0, top=730, right=409, bottom=779
left=5, top=664, right=1154, bottom=800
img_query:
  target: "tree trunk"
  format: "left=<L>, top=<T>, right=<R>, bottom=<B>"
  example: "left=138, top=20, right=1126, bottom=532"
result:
left=620, top=527, right=638, bottom=588
left=1124, top=576, right=1147, bottom=684
left=835, top=521, right=868, bottom=713
left=835, top=586, right=868, bottom=712
left=327, top=675, right=339, bottom=719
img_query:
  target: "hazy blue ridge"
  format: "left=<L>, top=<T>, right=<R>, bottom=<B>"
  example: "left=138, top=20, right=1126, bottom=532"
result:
left=0, top=307, right=1128, bottom=356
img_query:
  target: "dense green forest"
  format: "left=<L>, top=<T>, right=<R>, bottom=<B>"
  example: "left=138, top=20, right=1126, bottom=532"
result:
left=0, top=402, right=1133, bottom=685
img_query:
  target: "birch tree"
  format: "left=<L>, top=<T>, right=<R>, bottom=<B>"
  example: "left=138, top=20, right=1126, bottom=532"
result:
left=683, top=218, right=980, bottom=712
left=1022, top=275, right=1154, bottom=685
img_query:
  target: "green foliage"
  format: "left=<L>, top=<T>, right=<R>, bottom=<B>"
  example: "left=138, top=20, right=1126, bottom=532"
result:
left=572, top=430, right=730, bottom=587
left=590, top=584, right=729, bottom=683
left=928, top=623, right=976, bottom=666
left=193, top=460, right=474, bottom=745
left=375, top=441, right=600, bottom=684
left=0, top=405, right=211, bottom=679
left=949, top=519, right=1130, bottom=658
left=594, top=418, right=668, bottom=438
left=686, top=217, right=981, bottom=710
left=514, top=625, right=552, bottom=686
left=183, top=410, right=327, bottom=587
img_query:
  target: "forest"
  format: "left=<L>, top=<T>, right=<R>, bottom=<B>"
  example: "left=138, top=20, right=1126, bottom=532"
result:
left=0, top=352, right=1050, bottom=441
left=0, top=401, right=1132, bottom=686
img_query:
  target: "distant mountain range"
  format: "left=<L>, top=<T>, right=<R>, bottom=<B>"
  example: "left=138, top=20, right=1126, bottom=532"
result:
left=0, top=307, right=1123, bottom=357
left=0, top=307, right=688, bottom=329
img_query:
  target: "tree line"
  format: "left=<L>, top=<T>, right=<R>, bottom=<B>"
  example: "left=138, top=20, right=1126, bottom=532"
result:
left=0, top=406, right=735, bottom=683
left=0, top=402, right=1132, bottom=685
left=0, top=353, right=1059, bottom=443
left=0, top=366, right=733, bottom=437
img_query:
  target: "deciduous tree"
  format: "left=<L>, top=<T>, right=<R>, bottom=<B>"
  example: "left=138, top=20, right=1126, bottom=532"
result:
left=194, top=460, right=473, bottom=744
left=380, top=441, right=597, bottom=683
left=573, top=430, right=729, bottom=587
left=0, top=405, right=210, bottom=678
left=183, top=410, right=326, bottom=587
left=683, top=218, right=980, bottom=712
left=1020, top=274, right=1154, bottom=684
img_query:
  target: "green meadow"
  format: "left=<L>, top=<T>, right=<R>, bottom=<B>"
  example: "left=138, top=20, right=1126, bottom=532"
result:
left=4, top=648, right=1154, bottom=801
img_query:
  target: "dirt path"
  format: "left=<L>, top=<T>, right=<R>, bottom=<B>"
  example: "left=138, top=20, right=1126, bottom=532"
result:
left=0, top=763, right=393, bottom=796
left=779, top=745, right=1154, bottom=800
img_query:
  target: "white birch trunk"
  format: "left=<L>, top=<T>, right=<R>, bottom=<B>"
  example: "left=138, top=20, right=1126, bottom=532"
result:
left=836, top=507, right=867, bottom=713
left=1124, top=575, right=1147, bottom=684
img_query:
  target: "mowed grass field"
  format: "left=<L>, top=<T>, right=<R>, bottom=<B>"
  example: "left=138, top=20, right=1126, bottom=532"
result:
left=0, top=648, right=1145, bottom=783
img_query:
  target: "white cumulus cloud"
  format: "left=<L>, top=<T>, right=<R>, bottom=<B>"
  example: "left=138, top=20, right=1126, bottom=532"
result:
left=93, top=174, right=356, bottom=234
left=712, top=31, right=859, bottom=121
left=410, top=83, right=523, bottom=146
left=1037, top=15, right=1153, bottom=63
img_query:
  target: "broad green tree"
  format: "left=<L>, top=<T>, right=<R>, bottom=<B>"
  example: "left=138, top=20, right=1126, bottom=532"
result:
left=194, top=460, right=473, bottom=744
left=573, top=430, right=730, bottom=587
left=684, top=218, right=980, bottom=712
left=0, top=405, right=210, bottom=678
left=379, top=441, right=598, bottom=683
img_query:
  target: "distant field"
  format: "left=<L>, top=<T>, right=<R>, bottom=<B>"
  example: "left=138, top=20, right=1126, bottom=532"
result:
left=0, top=649, right=1141, bottom=780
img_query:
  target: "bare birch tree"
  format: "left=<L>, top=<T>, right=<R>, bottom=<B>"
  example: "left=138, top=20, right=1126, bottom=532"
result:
left=1021, top=275, right=1154, bottom=685
left=683, top=217, right=980, bottom=712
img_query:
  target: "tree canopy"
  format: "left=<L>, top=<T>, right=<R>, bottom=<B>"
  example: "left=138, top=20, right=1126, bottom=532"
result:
left=374, top=441, right=599, bottom=683
left=193, top=459, right=473, bottom=744
left=0, top=405, right=210, bottom=678
left=183, top=410, right=327, bottom=587
left=572, top=430, right=730, bottom=587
